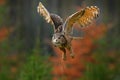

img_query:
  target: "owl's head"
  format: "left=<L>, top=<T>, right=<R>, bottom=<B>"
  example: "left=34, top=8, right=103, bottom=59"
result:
left=52, top=33, right=67, bottom=47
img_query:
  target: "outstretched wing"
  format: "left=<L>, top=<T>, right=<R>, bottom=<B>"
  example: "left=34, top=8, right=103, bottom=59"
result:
left=63, top=6, right=100, bottom=34
left=37, top=2, right=63, bottom=32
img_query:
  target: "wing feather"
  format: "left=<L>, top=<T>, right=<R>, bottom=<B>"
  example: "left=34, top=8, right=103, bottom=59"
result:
left=64, top=6, right=100, bottom=34
left=37, top=2, right=53, bottom=24
left=37, top=2, right=63, bottom=32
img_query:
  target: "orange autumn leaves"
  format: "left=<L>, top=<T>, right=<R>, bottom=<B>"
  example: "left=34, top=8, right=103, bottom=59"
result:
left=0, top=27, right=13, bottom=42
left=0, top=0, right=5, bottom=5
left=50, top=23, right=107, bottom=80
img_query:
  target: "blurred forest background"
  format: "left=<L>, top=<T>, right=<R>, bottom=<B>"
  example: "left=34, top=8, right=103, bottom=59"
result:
left=0, top=0, right=120, bottom=80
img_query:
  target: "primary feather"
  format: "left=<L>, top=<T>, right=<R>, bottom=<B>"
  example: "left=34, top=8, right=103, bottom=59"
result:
left=37, top=2, right=52, bottom=23
left=37, top=2, right=63, bottom=32
left=64, top=6, right=100, bottom=34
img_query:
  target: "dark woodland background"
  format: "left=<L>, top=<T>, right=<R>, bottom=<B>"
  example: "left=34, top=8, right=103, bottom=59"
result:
left=0, top=0, right=120, bottom=80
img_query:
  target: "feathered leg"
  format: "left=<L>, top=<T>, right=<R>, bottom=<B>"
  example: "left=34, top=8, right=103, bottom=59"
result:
left=66, top=43, right=75, bottom=58
left=59, top=47, right=66, bottom=60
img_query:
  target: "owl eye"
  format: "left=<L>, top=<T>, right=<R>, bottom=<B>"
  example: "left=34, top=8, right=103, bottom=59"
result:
left=58, top=37, right=60, bottom=39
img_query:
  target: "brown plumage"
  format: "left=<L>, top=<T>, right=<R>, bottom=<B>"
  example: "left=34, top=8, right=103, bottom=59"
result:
left=37, top=2, right=100, bottom=60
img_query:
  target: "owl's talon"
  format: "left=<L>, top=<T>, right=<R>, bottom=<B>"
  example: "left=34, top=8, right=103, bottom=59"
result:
left=70, top=53, right=75, bottom=58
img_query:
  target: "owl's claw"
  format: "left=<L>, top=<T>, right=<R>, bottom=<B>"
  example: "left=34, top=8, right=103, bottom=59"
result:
left=70, top=53, right=75, bottom=58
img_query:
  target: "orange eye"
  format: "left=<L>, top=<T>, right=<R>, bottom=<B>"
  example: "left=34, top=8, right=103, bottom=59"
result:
left=58, top=37, right=60, bottom=39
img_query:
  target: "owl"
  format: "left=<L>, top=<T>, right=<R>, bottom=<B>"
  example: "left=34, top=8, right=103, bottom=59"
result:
left=37, top=2, right=100, bottom=60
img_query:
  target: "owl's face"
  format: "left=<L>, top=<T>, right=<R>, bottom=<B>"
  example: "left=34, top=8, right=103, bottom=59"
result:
left=52, top=33, right=67, bottom=47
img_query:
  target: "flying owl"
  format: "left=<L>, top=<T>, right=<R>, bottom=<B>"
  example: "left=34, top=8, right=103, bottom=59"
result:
left=37, top=2, right=100, bottom=60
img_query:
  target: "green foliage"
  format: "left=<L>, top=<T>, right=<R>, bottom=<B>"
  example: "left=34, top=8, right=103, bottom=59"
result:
left=0, top=39, right=52, bottom=80
left=0, top=5, right=7, bottom=26
left=80, top=37, right=120, bottom=80
left=80, top=63, right=108, bottom=80
left=18, top=54, right=52, bottom=80
left=0, top=65, right=11, bottom=80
